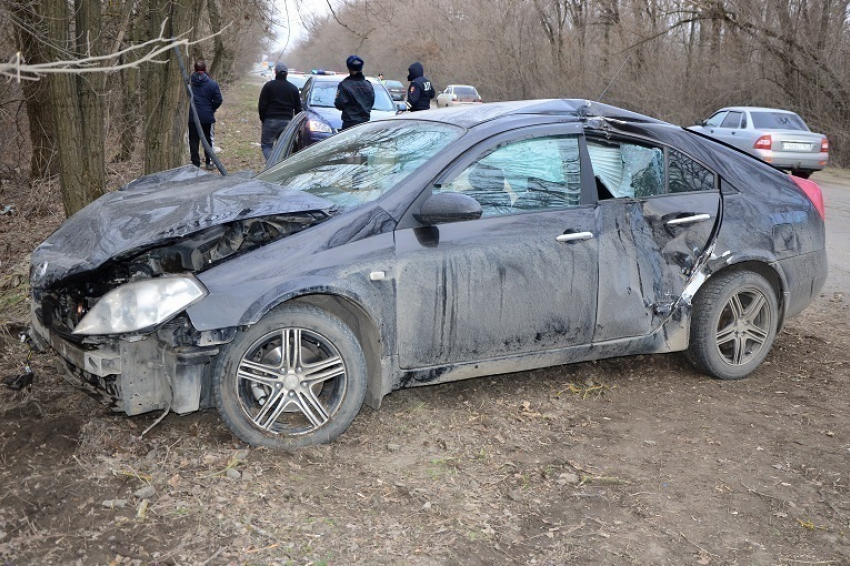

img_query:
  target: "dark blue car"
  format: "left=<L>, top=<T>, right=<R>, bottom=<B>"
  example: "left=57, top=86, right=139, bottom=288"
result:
left=29, top=100, right=827, bottom=449
left=268, top=75, right=400, bottom=162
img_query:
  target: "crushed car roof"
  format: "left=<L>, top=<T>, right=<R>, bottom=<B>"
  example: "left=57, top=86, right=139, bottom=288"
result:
left=398, top=99, right=667, bottom=129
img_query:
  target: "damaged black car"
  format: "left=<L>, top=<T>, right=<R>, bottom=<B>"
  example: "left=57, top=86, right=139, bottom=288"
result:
left=28, top=99, right=828, bottom=448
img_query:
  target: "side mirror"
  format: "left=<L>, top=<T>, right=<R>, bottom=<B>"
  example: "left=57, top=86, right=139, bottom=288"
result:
left=694, top=119, right=706, bottom=126
left=395, top=102, right=408, bottom=113
left=414, top=192, right=483, bottom=225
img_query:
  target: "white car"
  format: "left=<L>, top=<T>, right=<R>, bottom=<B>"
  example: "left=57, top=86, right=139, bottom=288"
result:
left=688, top=106, right=828, bottom=178
left=436, top=84, right=483, bottom=107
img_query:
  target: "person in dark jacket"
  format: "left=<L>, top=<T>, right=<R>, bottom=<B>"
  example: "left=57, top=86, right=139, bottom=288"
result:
left=188, top=60, right=223, bottom=169
left=406, top=61, right=435, bottom=112
left=258, top=62, right=302, bottom=160
left=334, top=55, right=374, bottom=130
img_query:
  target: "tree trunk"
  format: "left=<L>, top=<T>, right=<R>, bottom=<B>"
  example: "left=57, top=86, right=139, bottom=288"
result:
left=142, top=0, right=204, bottom=174
left=12, top=1, right=57, bottom=180
left=116, top=0, right=143, bottom=161
left=207, top=0, right=233, bottom=83
left=43, top=0, right=106, bottom=216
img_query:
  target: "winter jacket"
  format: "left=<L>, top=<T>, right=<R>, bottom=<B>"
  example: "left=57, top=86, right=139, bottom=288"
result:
left=258, top=74, right=302, bottom=122
left=189, top=72, right=223, bottom=124
left=406, top=62, right=435, bottom=112
left=334, top=72, right=375, bottom=129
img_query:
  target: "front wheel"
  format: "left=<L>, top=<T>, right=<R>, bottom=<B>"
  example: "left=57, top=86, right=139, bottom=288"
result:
left=686, top=270, right=778, bottom=380
left=212, top=305, right=367, bottom=448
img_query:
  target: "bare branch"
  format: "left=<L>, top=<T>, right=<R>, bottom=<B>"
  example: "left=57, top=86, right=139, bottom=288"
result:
left=0, top=19, right=230, bottom=82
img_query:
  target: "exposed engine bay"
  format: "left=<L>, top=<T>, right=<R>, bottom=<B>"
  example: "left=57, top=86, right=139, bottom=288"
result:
left=38, top=213, right=328, bottom=339
left=29, top=212, right=330, bottom=416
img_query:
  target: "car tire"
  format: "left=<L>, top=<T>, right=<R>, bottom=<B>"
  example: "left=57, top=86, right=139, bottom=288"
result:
left=685, top=270, right=778, bottom=380
left=212, top=304, right=367, bottom=448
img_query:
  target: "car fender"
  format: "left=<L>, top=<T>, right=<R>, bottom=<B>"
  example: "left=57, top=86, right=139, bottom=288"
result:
left=191, top=275, right=391, bottom=410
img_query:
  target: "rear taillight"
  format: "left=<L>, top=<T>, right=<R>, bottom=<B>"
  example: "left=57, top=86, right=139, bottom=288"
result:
left=790, top=175, right=825, bottom=220
left=821, top=137, right=829, bottom=152
left=451, top=94, right=457, bottom=101
left=754, top=135, right=772, bottom=149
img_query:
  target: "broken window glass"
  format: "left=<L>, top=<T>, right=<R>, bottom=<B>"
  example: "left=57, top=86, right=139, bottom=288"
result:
left=438, top=135, right=582, bottom=216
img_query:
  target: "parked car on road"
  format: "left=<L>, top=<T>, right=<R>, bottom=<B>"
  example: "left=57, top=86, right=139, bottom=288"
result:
left=286, top=72, right=309, bottom=94
left=29, top=99, right=827, bottom=448
left=436, top=84, right=483, bottom=107
left=263, top=75, right=403, bottom=166
left=688, top=106, right=828, bottom=178
left=383, top=79, right=405, bottom=101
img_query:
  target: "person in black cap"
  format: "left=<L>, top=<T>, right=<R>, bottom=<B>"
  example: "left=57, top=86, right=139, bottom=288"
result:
left=334, top=55, right=374, bottom=130
left=406, top=61, right=435, bottom=112
left=257, top=62, right=302, bottom=160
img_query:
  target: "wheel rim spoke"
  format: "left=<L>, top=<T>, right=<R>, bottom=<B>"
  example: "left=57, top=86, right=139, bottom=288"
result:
left=716, top=322, right=736, bottom=346
left=238, top=359, right=283, bottom=388
left=252, top=388, right=289, bottom=430
left=743, top=293, right=766, bottom=323
left=283, top=328, right=303, bottom=371
left=743, top=325, right=768, bottom=345
left=252, top=390, right=291, bottom=431
left=731, top=336, right=745, bottom=364
left=729, top=293, right=745, bottom=321
left=295, top=388, right=330, bottom=428
left=301, top=355, right=345, bottom=385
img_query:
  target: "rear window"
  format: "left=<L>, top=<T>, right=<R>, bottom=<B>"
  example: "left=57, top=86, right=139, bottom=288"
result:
left=454, top=86, right=478, bottom=95
left=750, top=111, right=809, bottom=131
left=385, top=81, right=403, bottom=89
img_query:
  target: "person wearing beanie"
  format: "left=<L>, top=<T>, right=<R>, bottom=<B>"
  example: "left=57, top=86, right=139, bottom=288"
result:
left=334, top=55, right=374, bottom=130
left=188, top=60, right=223, bottom=169
left=257, top=62, right=302, bottom=160
left=406, top=61, right=435, bottom=112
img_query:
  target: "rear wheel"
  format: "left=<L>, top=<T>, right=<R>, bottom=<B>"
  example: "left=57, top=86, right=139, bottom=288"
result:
left=686, top=270, right=778, bottom=380
left=212, top=305, right=367, bottom=448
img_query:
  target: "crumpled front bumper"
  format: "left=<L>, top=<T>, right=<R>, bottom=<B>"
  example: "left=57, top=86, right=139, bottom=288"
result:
left=29, top=304, right=221, bottom=416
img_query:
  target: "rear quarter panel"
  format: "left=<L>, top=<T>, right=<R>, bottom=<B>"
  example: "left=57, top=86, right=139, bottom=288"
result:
left=624, top=124, right=827, bottom=323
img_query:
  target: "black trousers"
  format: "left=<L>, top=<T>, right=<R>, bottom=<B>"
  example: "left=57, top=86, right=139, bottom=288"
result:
left=188, top=122, right=213, bottom=167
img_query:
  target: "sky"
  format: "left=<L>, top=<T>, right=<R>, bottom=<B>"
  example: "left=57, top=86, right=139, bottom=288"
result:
left=274, top=0, right=330, bottom=52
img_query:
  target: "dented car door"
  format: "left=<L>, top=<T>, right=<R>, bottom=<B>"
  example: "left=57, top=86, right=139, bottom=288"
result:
left=590, top=137, right=720, bottom=342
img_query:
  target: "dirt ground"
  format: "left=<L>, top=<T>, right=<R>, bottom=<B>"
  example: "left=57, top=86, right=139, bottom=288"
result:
left=1, top=78, right=849, bottom=565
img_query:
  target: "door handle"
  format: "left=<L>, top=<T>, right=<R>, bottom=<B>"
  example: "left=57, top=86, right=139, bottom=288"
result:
left=556, top=231, right=594, bottom=242
left=666, top=213, right=711, bottom=226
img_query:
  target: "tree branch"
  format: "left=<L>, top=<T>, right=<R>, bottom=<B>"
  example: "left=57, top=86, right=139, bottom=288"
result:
left=1, top=19, right=230, bottom=82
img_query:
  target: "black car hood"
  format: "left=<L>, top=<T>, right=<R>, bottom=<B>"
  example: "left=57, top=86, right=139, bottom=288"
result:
left=31, top=166, right=334, bottom=287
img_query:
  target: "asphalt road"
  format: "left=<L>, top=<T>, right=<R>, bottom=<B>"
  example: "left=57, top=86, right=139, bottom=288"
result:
left=815, top=171, right=850, bottom=295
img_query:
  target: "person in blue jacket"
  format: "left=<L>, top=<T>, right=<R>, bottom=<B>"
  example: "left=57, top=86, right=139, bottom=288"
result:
left=406, top=61, right=435, bottom=112
left=188, top=60, right=223, bottom=169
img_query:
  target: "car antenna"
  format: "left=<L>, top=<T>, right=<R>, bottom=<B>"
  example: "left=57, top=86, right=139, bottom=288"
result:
left=173, top=43, right=228, bottom=176
left=597, top=53, right=631, bottom=103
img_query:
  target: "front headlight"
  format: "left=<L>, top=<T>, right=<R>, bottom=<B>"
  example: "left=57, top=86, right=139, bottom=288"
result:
left=307, top=119, right=333, bottom=134
left=73, top=275, right=207, bottom=335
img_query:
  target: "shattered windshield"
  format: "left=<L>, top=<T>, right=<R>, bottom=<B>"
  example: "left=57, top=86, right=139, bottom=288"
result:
left=255, top=120, right=464, bottom=209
